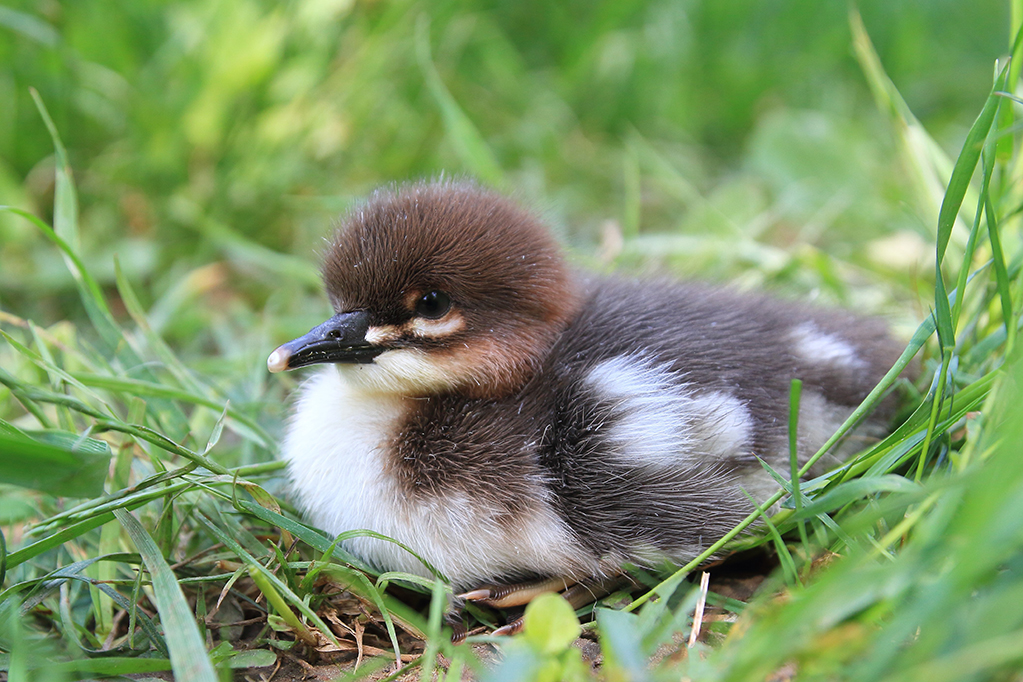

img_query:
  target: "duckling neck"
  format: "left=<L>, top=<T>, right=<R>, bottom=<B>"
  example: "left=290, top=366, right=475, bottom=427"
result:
left=461, top=288, right=583, bottom=400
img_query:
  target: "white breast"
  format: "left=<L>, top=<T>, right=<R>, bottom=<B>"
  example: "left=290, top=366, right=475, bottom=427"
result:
left=282, top=367, right=404, bottom=556
left=281, top=367, right=590, bottom=588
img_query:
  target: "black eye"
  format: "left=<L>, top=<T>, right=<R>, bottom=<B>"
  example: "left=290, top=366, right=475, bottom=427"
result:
left=415, top=291, right=452, bottom=319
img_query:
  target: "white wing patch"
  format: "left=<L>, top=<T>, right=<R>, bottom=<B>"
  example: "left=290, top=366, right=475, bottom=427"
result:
left=688, top=391, right=755, bottom=457
left=584, top=356, right=753, bottom=466
left=789, top=322, right=865, bottom=369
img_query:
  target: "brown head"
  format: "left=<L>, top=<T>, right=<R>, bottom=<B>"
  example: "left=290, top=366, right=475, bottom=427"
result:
left=267, top=181, right=581, bottom=397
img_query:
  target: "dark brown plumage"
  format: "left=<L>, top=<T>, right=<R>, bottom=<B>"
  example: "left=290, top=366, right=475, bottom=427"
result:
left=320, top=183, right=580, bottom=398
left=268, top=180, right=905, bottom=592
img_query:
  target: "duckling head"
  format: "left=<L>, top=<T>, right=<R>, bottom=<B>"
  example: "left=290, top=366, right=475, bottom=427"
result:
left=267, top=181, right=580, bottom=397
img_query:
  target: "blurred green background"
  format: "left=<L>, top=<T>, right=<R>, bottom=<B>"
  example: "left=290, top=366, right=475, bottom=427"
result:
left=0, top=4, right=1018, bottom=674
left=0, top=0, right=1009, bottom=361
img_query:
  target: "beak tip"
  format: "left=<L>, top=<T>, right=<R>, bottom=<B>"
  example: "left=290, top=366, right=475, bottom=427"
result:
left=267, top=347, right=290, bottom=373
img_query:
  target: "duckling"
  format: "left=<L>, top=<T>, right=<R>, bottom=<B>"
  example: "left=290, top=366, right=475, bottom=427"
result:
left=268, top=180, right=903, bottom=603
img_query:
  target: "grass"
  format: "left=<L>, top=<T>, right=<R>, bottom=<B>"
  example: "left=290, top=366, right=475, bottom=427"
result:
left=1, top=1, right=1022, bottom=679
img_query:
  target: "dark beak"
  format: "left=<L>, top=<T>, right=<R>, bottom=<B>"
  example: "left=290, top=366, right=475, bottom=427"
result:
left=267, top=311, right=383, bottom=372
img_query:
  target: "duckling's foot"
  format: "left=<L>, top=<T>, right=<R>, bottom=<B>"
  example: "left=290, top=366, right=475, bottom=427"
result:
left=466, top=574, right=632, bottom=636
left=457, top=576, right=575, bottom=608
left=445, top=611, right=468, bottom=644
left=492, top=617, right=524, bottom=636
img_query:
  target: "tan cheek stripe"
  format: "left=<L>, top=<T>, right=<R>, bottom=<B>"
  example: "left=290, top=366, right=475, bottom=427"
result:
left=365, top=325, right=401, bottom=345
left=367, top=314, right=466, bottom=345
left=408, top=313, right=465, bottom=338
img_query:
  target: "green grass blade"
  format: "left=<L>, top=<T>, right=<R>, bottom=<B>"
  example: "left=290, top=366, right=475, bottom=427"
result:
left=247, top=566, right=319, bottom=647
left=0, top=328, right=113, bottom=411
left=321, top=563, right=428, bottom=642
left=0, top=426, right=109, bottom=498
left=9, top=100, right=137, bottom=366
left=7, top=512, right=118, bottom=569
left=0, top=373, right=230, bottom=470
left=2, top=141, right=192, bottom=437
left=1, top=213, right=193, bottom=444
left=72, top=372, right=272, bottom=448
left=114, top=508, right=217, bottom=681
left=933, top=72, right=1005, bottom=266
left=789, top=476, right=922, bottom=522
left=236, top=499, right=440, bottom=578
left=113, top=256, right=209, bottom=396
left=4, top=462, right=238, bottom=568
left=949, top=156, right=994, bottom=329
left=932, top=62, right=1008, bottom=347
left=996, top=17, right=1023, bottom=160
left=29, top=89, right=79, bottom=254
left=740, top=488, right=798, bottom=585
left=194, top=512, right=343, bottom=649
left=984, top=187, right=1015, bottom=355
left=850, top=10, right=955, bottom=231
left=9, top=556, right=165, bottom=656
left=0, top=206, right=110, bottom=319
left=787, top=379, right=810, bottom=563
left=25, top=463, right=198, bottom=538
left=0, top=526, right=6, bottom=588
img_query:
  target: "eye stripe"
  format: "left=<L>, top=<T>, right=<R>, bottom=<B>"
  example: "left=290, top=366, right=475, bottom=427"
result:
left=408, top=313, right=465, bottom=338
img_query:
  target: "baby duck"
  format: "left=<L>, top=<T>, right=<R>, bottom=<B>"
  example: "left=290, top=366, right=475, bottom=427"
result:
left=268, top=181, right=903, bottom=601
